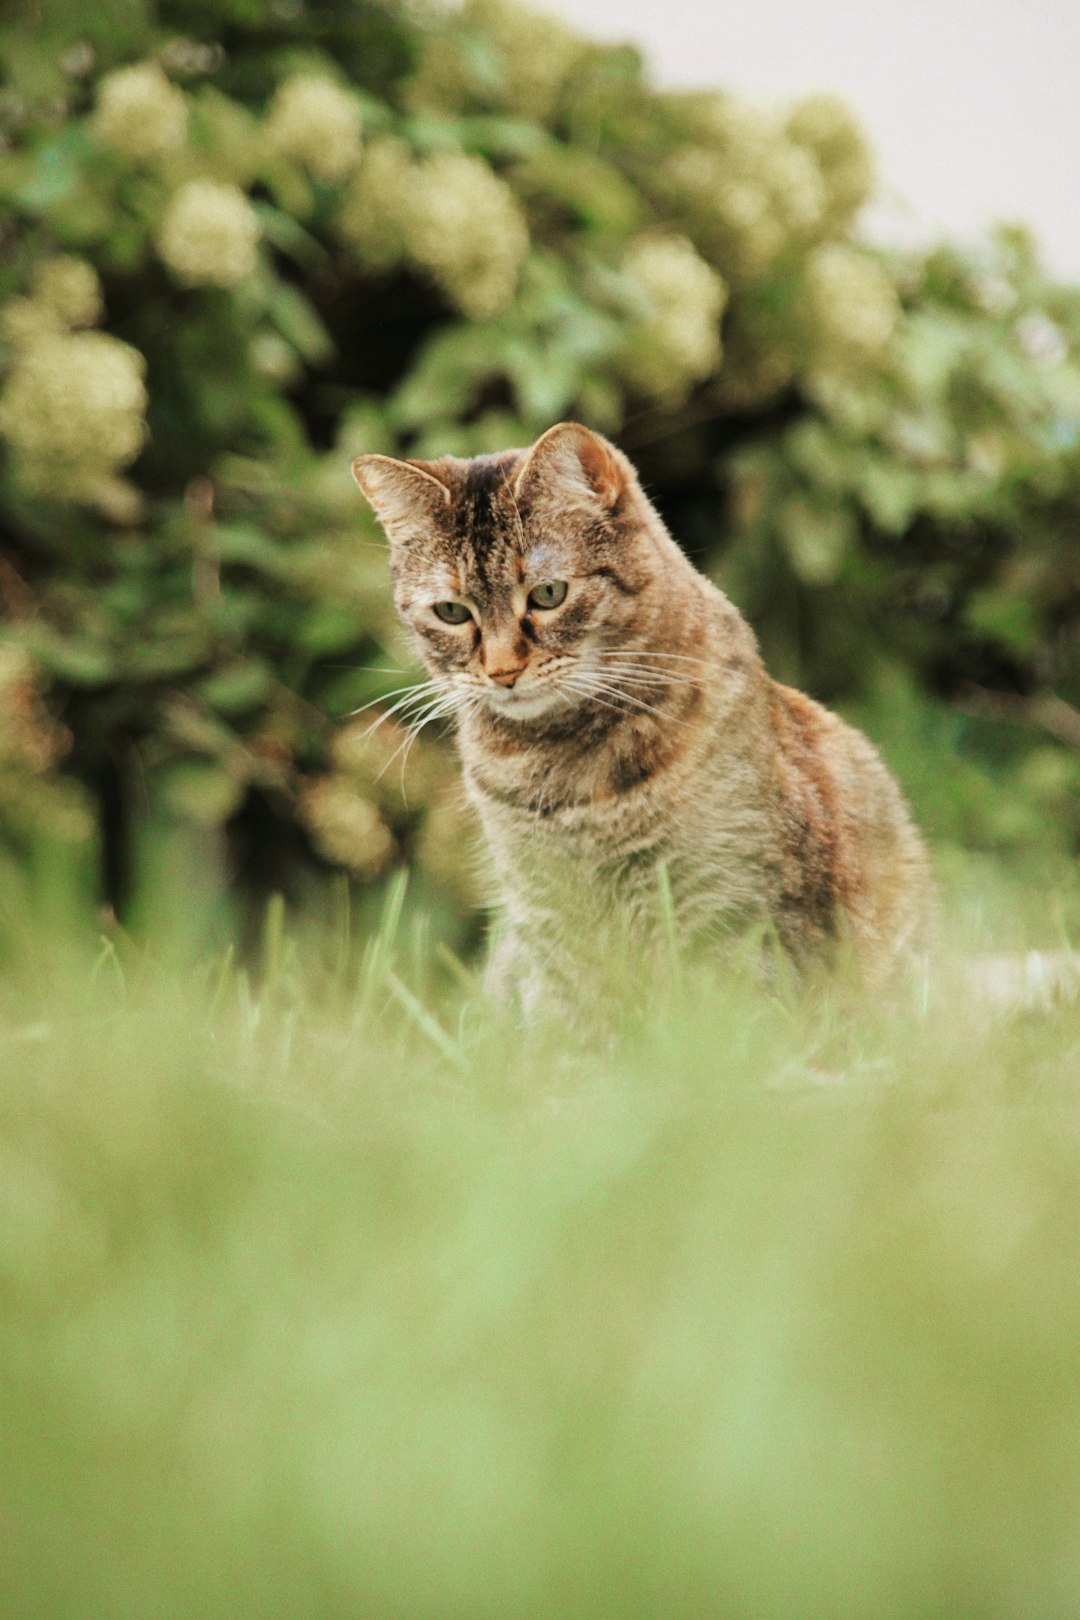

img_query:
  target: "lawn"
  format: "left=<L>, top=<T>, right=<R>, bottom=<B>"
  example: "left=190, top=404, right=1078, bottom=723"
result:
left=1, top=854, right=1079, bottom=1618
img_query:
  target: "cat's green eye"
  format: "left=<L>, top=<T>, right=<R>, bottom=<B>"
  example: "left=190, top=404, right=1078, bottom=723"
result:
left=527, top=580, right=568, bottom=610
left=433, top=601, right=472, bottom=625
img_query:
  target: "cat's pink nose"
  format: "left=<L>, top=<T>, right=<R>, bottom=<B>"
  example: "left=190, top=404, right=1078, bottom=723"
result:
left=488, top=667, right=524, bottom=688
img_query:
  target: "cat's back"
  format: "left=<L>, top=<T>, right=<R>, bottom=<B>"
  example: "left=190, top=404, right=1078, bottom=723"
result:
left=765, top=680, right=933, bottom=980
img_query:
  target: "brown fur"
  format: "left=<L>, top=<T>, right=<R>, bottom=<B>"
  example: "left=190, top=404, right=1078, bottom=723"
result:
left=352, top=423, right=932, bottom=1008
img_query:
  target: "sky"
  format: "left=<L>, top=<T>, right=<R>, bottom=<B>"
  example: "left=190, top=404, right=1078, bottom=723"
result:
left=546, top=0, right=1080, bottom=282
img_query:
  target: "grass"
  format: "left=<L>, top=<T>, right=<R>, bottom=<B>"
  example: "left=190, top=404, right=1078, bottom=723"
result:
left=2, top=854, right=1080, bottom=1618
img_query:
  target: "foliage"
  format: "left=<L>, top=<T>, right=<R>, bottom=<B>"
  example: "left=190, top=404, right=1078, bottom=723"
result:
left=1, top=0, right=1078, bottom=923
left=1, top=866, right=1080, bottom=1616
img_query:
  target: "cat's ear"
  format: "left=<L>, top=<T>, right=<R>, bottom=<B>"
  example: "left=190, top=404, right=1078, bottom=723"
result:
left=351, top=454, right=453, bottom=540
left=513, top=423, right=626, bottom=514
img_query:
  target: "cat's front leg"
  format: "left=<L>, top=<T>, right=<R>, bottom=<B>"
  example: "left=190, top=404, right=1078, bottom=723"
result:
left=483, top=922, right=579, bottom=1023
left=483, top=925, right=537, bottom=1013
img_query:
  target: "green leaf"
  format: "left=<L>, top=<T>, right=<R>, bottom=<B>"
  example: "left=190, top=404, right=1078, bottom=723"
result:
left=118, top=638, right=208, bottom=680
left=502, top=337, right=580, bottom=422
left=513, top=144, right=644, bottom=234
left=211, top=524, right=291, bottom=572
left=159, top=762, right=247, bottom=827
left=198, top=661, right=275, bottom=714
left=295, top=604, right=365, bottom=655
left=857, top=460, right=921, bottom=534
left=251, top=203, right=330, bottom=273
left=391, top=324, right=508, bottom=429
left=13, top=623, right=116, bottom=685
left=965, top=588, right=1040, bottom=654
left=451, top=116, right=553, bottom=159
left=777, top=497, right=855, bottom=585
left=264, top=280, right=334, bottom=366
left=14, top=125, right=92, bottom=213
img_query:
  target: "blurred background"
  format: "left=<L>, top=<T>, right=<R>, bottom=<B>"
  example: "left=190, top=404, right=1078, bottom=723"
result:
left=6, top=10, right=1080, bottom=1615
left=2, top=0, right=1079, bottom=950
left=550, top=0, right=1080, bottom=279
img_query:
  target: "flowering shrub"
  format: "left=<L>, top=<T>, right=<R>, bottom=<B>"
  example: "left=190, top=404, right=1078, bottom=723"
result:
left=0, top=647, right=91, bottom=848
left=156, top=178, right=262, bottom=287
left=618, top=235, right=727, bottom=396
left=1, top=0, right=1079, bottom=920
left=93, top=60, right=189, bottom=163
left=264, top=74, right=362, bottom=182
left=0, top=262, right=148, bottom=502
left=399, top=151, right=530, bottom=319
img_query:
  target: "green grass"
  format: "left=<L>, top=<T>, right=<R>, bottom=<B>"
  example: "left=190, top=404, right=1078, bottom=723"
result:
left=2, top=857, right=1080, bottom=1619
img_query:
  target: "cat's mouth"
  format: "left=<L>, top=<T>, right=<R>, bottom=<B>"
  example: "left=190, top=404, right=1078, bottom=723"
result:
left=483, top=682, right=564, bottom=721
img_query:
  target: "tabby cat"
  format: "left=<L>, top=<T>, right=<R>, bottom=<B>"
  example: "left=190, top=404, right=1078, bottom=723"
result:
left=352, top=423, right=931, bottom=1009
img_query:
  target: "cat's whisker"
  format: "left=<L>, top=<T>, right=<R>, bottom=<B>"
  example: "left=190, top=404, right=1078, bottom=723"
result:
left=356, top=680, right=447, bottom=736
left=583, top=662, right=699, bottom=688
left=596, top=647, right=709, bottom=658
left=562, top=680, right=645, bottom=723
left=396, top=702, right=461, bottom=799
left=595, top=650, right=713, bottom=668
left=578, top=675, right=692, bottom=725
left=347, top=677, right=443, bottom=724
left=374, top=689, right=464, bottom=795
left=595, top=657, right=705, bottom=677
left=563, top=675, right=687, bottom=726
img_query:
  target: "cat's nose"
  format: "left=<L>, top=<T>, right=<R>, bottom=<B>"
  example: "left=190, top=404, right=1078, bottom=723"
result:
left=487, top=667, right=524, bottom=688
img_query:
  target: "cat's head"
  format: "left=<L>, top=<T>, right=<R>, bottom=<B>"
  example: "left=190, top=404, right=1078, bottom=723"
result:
left=351, top=422, right=678, bottom=724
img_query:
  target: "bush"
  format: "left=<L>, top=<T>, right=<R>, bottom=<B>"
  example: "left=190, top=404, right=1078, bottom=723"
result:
left=2, top=0, right=1079, bottom=930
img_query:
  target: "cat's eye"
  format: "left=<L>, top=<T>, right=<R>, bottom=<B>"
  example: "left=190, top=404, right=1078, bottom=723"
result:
left=433, top=601, right=472, bottom=625
left=527, top=580, right=568, bottom=610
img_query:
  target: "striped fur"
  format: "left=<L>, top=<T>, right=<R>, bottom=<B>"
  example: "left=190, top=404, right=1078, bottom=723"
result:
left=353, top=424, right=932, bottom=1008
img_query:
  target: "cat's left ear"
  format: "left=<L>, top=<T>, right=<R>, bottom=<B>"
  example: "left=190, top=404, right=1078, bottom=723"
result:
left=512, top=423, right=627, bottom=514
left=351, top=454, right=454, bottom=541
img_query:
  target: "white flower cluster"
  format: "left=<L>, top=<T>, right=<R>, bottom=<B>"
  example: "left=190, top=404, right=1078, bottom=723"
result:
left=804, top=244, right=899, bottom=360
left=784, top=95, right=874, bottom=225
left=2, top=297, right=64, bottom=350
left=93, top=61, right=188, bottom=164
left=461, top=0, right=585, bottom=119
left=406, top=0, right=585, bottom=121
left=0, top=253, right=148, bottom=502
left=33, top=257, right=103, bottom=329
left=405, top=151, right=530, bottom=318
left=1, top=258, right=103, bottom=355
left=339, top=138, right=414, bottom=271
left=619, top=236, right=727, bottom=396
left=0, top=329, right=148, bottom=499
left=157, top=180, right=261, bottom=288
left=264, top=73, right=362, bottom=183
left=659, top=94, right=834, bottom=279
left=299, top=779, right=395, bottom=877
left=340, top=145, right=529, bottom=319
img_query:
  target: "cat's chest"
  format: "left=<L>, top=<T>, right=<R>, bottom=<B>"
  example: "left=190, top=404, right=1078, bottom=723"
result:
left=467, top=753, right=678, bottom=863
left=479, top=789, right=680, bottom=936
left=466, top=703, right=786, bottom=933
left=470, top=755, right=768, bottom=900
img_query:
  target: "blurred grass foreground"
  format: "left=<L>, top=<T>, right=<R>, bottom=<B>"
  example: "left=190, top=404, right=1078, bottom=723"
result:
left=3, top=0, right=1080, bottom=1613
left=3, top=875, right=1080, bottom=1618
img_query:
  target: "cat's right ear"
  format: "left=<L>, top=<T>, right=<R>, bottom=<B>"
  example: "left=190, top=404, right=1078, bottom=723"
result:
left=512, top=423, right=626, bottom=515
left=351, top=454, right=453, bottom=541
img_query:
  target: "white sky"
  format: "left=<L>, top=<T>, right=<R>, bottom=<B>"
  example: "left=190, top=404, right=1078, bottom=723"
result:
left=547, top=0, right=1080, bottom=282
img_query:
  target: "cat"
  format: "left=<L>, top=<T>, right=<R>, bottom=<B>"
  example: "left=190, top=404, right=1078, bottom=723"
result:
left=352, top=422, right=932, bottom=1010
